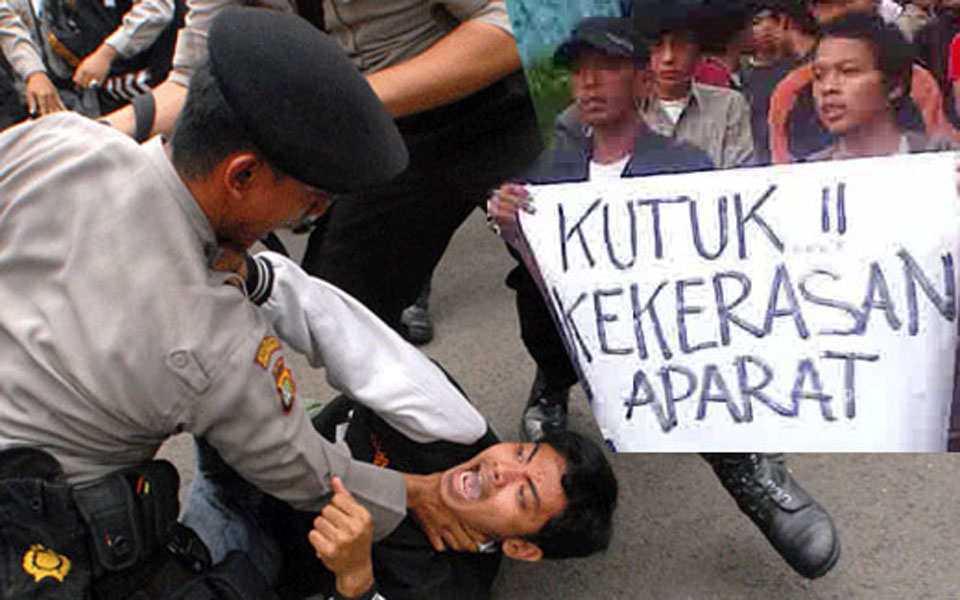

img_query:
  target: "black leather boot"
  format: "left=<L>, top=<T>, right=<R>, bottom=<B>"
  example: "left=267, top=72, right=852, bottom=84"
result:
left=400, top=279, right=433, bottom=345
left=703, top=453, right=840, bottom=579
left=520, top=369, right=571, bottom=441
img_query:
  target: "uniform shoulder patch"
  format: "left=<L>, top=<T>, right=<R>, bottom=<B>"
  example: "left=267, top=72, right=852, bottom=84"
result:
left=22, top=544, right=71, bottom=583
left=272, top=356, right=296, bottom=413
left=254, top=335, right=282, bottom=370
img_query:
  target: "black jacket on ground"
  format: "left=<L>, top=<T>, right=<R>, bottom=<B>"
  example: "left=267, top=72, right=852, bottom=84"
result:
left=271, top=404, right=501, bottom=600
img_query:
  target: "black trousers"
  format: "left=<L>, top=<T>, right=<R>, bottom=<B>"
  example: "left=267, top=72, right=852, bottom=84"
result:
left=505, top=250, right=579, bottom=392
left=301, top=72, right=542, bottom=331
left=0, top=59, right=26, bottom=131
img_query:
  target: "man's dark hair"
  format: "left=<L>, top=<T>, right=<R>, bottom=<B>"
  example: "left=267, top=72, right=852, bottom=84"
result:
left=784, top=0, right=821, bottom=35
left=522, top=430, right=618, bottom=559
left=697, top=0, right=753, bottom=53
left=170, top=62, right=265, bottom=179
left=815, top=12, right=914, bottom=99
left=633, top=0, right=703, bottom=43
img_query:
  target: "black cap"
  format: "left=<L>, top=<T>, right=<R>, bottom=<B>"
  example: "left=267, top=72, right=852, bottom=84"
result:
left=208, top=8, right=408, bottom=193
left=554, top=17, right=649, bottom=66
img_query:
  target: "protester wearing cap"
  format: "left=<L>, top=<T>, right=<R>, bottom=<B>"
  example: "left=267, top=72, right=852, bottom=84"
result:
left=498, top=17, right=714, bottom=451
left=0, top=8, right=488, bottom=596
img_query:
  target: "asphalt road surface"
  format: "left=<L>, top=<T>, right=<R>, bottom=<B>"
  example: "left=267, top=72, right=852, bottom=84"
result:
left=159, top=211, right=960, bottom=599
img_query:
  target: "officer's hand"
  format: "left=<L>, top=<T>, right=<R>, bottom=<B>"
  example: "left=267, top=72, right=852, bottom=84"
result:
left=404, top=472, right=488, bottom=553
left=73, top=43, right=117, bottom=89
left=308, top=477, right=376, bottom=598
left=25, top=72, right=66, bottom=116
left=486, top=182, right=533, bottom=244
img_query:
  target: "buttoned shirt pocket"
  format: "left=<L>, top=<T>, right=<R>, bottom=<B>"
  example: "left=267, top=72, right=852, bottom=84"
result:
left=165, top=348, right=211, bottom=394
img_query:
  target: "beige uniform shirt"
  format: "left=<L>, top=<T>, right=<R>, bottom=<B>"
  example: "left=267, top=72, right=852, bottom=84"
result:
left=170, top=0, right=511, bottom=84
left=0, top=113, right=406, bottom=539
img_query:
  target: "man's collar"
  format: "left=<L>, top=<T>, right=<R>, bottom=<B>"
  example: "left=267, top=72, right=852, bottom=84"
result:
left=689, top=82, right=707, bottom=108
left=640, top=84, right=696, bottom=113
left=141, top=137, right=219, bottom=263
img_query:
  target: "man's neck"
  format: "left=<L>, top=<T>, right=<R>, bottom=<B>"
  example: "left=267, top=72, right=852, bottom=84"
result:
left=791, top=35, right=816, bottom=62
left=591, top=119, right=637, bottom=164
left=752, top=47, right=782, bottom=67
left=837, top=117, right=902, bottom=159
left=167, top=140, right=224, bottom=233
left=657, top=83, right=692, bottom=102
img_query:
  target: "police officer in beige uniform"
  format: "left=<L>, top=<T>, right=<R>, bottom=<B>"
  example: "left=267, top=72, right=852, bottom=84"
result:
left=0, top=9, right=483, bottom=598
left=0, top=0, right=176, bottom=119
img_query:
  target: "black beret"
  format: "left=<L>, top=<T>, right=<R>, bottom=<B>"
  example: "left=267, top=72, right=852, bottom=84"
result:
left=208, top=8, right=408, bottom=193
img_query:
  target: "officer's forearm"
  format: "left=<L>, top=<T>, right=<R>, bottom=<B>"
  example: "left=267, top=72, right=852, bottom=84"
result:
left=104, top=79, right=187, bottom=138
left=365, top=19, right=521, bottom=118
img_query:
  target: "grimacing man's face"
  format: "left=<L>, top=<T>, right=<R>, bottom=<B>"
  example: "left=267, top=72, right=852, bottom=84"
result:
left=439, top=442, right=568, bottom=561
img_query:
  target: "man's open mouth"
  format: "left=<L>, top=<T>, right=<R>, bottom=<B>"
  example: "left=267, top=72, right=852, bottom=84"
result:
left=459, top=466, right=484, bottom=500
left=819, top=104, right=846, bottom=122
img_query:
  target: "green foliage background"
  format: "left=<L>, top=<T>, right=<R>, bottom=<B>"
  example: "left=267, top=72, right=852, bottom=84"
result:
left=523, top=56, right=572, bottom=147
left=507, top=0, right=623, bottom=146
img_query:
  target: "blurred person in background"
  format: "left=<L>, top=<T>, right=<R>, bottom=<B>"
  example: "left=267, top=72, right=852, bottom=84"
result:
left=694, top=0, right=753, bottom=89
left=915, top=0, right=960, bottom=119
left=896, top=0, right=938, bottom=41
left=741, top=0, right=803, bottom=163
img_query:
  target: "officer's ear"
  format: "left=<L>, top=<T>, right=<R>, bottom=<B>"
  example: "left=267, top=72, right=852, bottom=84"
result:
left=222, top=152, right=264, bottom=198
left=501, top=538, right=543, bottom=562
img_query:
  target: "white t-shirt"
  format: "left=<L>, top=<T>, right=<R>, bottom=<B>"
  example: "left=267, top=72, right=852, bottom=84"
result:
left=879, top=0, right=903, bottom=23
left=658, top=97, right=690, bottom=124
left=588, top=155, right=631, bottom=181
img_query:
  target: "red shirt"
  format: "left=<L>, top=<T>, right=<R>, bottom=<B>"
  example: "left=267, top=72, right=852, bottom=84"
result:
left=694, top=57, right=734, bottom=88
left=948, top=31, right=960, bottom=81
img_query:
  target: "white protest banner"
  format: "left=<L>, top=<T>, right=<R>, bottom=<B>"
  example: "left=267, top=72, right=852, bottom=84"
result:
left=518, top=153, right=960, bottom=451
